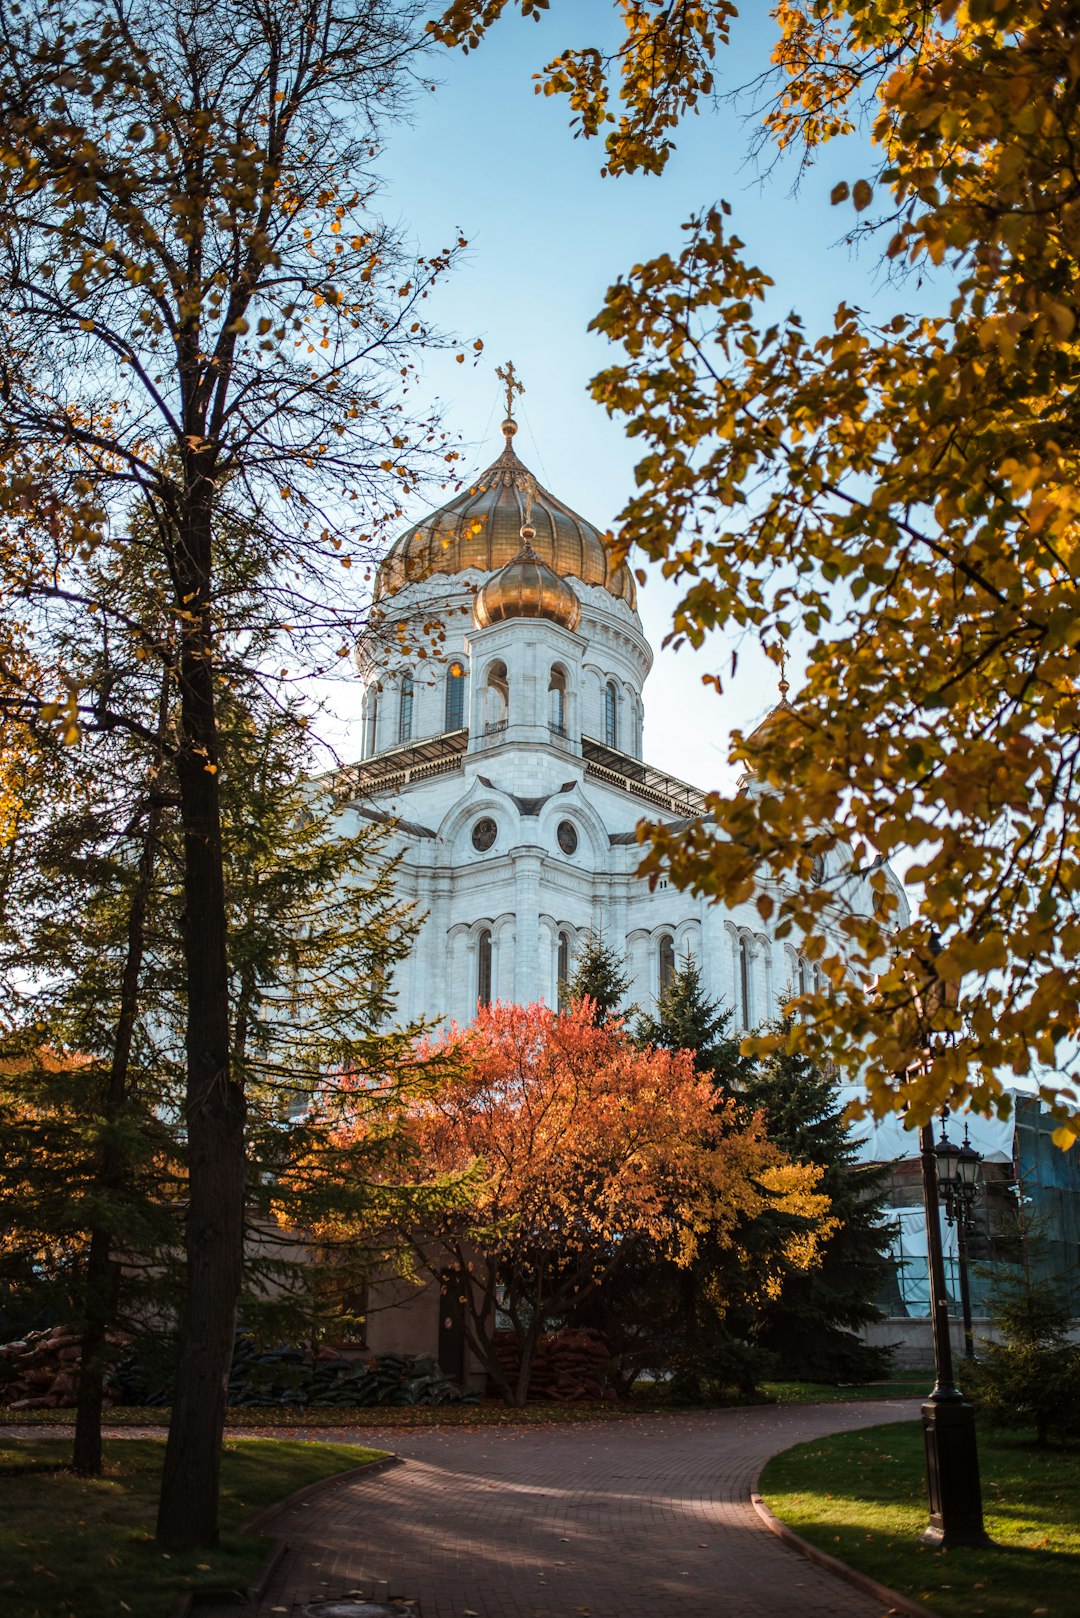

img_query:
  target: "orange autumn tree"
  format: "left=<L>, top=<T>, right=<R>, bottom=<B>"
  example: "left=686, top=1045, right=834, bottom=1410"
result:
left=400, top=999, right=831, bottom=1406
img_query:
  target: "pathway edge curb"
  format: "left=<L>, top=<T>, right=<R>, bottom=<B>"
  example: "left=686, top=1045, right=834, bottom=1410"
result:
left=168, top=1454, right=402, bottom=1617
left=749, top=1489, right=942, bottom=1618
left=242, top=1452, right=401, bottom=1535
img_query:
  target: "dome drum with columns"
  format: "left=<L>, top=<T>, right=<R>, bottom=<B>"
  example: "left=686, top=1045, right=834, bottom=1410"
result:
left=339, top=370, right=908, bottom=1032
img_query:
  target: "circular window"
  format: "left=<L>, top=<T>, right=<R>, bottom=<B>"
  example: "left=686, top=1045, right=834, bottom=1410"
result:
left=557, top=820, right=578, bottom=856
left=471, top=817, right=497, bottom=853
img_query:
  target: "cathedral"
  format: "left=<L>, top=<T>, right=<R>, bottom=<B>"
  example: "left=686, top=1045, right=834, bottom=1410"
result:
left=330, top=378, right=1080, bottom=1373
left=336, top=381, right=908, bottom=1030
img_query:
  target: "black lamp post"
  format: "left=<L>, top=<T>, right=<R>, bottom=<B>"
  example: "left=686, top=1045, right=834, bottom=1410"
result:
left=918, top=1109, right=990, bottom=1547
left=910, top=944, right=990, bottom=1549
left=935, top=1119, right=982, bottom=1361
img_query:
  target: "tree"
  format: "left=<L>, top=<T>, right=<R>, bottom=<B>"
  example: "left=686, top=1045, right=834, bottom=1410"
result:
left=0, top=719, right=187, bottom=1470
left=429, top=1, right=1080, bottom=1136
left=636, top=954, right=740, bottom=1080
left=0, top=0, right=467, bottom=1544
left=392, top=999, right=830, bottom=1406
left=730, top=1039, right=895, bottom=1383
left=566, top=932, right=632, bottom=1024
left=0, top=521, right=436, bottom=1482
left=965, top=1186, right=1080, bottom=1448
left=220, top=686, right=446, bottom=1346
left=635, top=959, right=886, bottom=1390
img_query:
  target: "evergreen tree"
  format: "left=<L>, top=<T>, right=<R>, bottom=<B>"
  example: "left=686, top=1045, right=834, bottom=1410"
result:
left=964, top=1184, right=1080, bottom=1447
left=0, top=531, right=446, bottom=1469
left=634, top=961, right=893, bottom=1386
left=636, top=954, right=741, bottom=1080
left=566, top=961, right=831, bottom=1397
left=733, top=1038, right=895, bottom=1383
left=0, top=700, right=188, bottom=1471
left=567, top=932, right=632, bottom=1024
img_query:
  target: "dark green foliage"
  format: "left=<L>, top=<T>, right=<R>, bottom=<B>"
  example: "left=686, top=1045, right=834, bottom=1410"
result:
left=116, top=1333, right=476, bottom=1409
left=636, top=954, right=739, bottom=1079
left=0, top=727, right=187, bottom=1363
left=567, top=933, right=632, bottom=1024
left=0, top=530, right=451, bottom=1471
left=623, top=961, right=893, bottom=1388
left=963, top=1198, right=1080, bottom=1447
left=732, top=1038, right=895, bottom=1384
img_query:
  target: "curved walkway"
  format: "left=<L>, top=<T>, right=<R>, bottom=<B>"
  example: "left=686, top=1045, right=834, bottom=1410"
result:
left=209, top=1399, right=920, bottom=1618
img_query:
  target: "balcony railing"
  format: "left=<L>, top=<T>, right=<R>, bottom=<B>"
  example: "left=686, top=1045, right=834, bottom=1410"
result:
left=334, top=728, right=468, bottom=800
left=580, top=735, right=707, bottom=818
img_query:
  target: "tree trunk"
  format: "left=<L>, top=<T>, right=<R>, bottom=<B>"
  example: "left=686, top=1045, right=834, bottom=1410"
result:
left=512, top=1326, right=538, bottom=1408
left=74, top=674, right=169, bottom=1477
left=73, top=1229, right=120, bottom=1476
left=156, top=498, right=245, bottom=1550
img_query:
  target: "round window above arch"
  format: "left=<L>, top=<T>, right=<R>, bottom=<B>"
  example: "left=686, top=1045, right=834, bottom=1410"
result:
left=471, top=817, right=498, bottom=853
left=557, top=820, right=579, bottom=856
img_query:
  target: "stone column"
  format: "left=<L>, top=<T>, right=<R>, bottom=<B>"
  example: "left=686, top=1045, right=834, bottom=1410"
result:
left=513, top=847, right=542, bottom=1005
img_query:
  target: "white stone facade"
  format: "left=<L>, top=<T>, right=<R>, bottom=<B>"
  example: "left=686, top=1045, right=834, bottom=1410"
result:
left=335, top=446, right=908, bottom=1033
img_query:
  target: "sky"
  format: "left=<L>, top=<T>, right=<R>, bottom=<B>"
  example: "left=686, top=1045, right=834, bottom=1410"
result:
left=324, top=4, right=903, bottom=786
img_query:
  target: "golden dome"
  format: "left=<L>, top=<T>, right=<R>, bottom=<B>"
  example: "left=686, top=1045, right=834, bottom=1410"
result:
left=374, top=424, right=637, bottom=609
left=473, top=537, right=582, bottom=632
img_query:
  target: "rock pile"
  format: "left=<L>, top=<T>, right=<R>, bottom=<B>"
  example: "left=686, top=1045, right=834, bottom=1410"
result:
left=0, top=1326, right=123, bottom=1409
left=490, top=1328, right=614, bottom=1402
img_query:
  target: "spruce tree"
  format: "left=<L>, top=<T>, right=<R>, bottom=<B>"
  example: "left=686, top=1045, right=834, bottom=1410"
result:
left=634, top=958, right=894, bottom=1386
left=733, top=1038, right=894, bottom=1382
left=567, top=932, right=632, bottom=1024
left=0, top=532, right=446, bottom=1467
left=964, top=1183, right=1080, bottom=1447
left=636, top=954, right=741, bottom=1079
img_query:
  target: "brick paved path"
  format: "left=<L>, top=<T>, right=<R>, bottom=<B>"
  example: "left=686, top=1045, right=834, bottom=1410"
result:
left=205, top=1400, right=919, bottom=1618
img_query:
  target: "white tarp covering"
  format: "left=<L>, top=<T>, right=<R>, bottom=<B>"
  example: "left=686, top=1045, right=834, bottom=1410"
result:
left=887, top=1203, right=961, bottom=1315
left=836, top=1090, right=1017, bottom=1166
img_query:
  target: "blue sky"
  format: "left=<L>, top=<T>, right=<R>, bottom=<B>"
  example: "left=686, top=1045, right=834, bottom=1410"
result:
left=332, top=5, right=904, bottom=785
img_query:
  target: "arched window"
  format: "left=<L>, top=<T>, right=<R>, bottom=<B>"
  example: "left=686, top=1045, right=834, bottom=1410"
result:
left=604, top=681, right=619, bottom=749
left=739, top=935, right=753, bottom=1029
left=445, top=661, right=467, bottom=732
left=485, top=660, right=508, bottom=732
left=365, top=684, right=381, bottom=758
left=658, top=933, right=675, bottom=995
left=557, top=930, right=571, bottom=1011
left=398, top=672, right=414, bottom=745
left=549, top=666, right=568, bottom=736
left=798, top=955, right=810, bottom=997
left=477, top=928, right=493, bottom=1010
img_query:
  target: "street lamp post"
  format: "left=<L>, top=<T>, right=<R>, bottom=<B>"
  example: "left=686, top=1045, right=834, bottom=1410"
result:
left=936, top=1121, right=982, bottom=1361
left=918, top=1115, right=990, bottom=1546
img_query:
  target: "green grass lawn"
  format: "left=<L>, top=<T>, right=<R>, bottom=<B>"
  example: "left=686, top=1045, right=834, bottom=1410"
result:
left=760, top=1420, right=1079, bottom=1618
left=0, top=1436, right=384, bottom=1618
left=761, top=1376, right=927, bottom=1404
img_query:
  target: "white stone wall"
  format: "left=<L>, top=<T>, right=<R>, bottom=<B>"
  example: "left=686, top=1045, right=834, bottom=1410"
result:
left=342, top=568, right=908, bottom=1034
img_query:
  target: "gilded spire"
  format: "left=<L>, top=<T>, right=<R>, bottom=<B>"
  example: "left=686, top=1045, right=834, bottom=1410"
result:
left=495, top=359, right=524, bottom=443
left=778, top=645, right=790, bottom=702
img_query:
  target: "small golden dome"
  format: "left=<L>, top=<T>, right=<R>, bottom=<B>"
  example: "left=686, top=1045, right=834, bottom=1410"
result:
left=474, top=540, right=582, bottom=632
left=375, top=426, right=636, bottom=610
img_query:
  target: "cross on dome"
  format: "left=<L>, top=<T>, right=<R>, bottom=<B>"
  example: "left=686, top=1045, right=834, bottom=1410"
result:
left=495, top=359, right=524, bottom=442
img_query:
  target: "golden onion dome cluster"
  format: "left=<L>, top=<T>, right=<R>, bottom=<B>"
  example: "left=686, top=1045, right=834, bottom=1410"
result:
left=374, top=423, right=636, bottom=611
